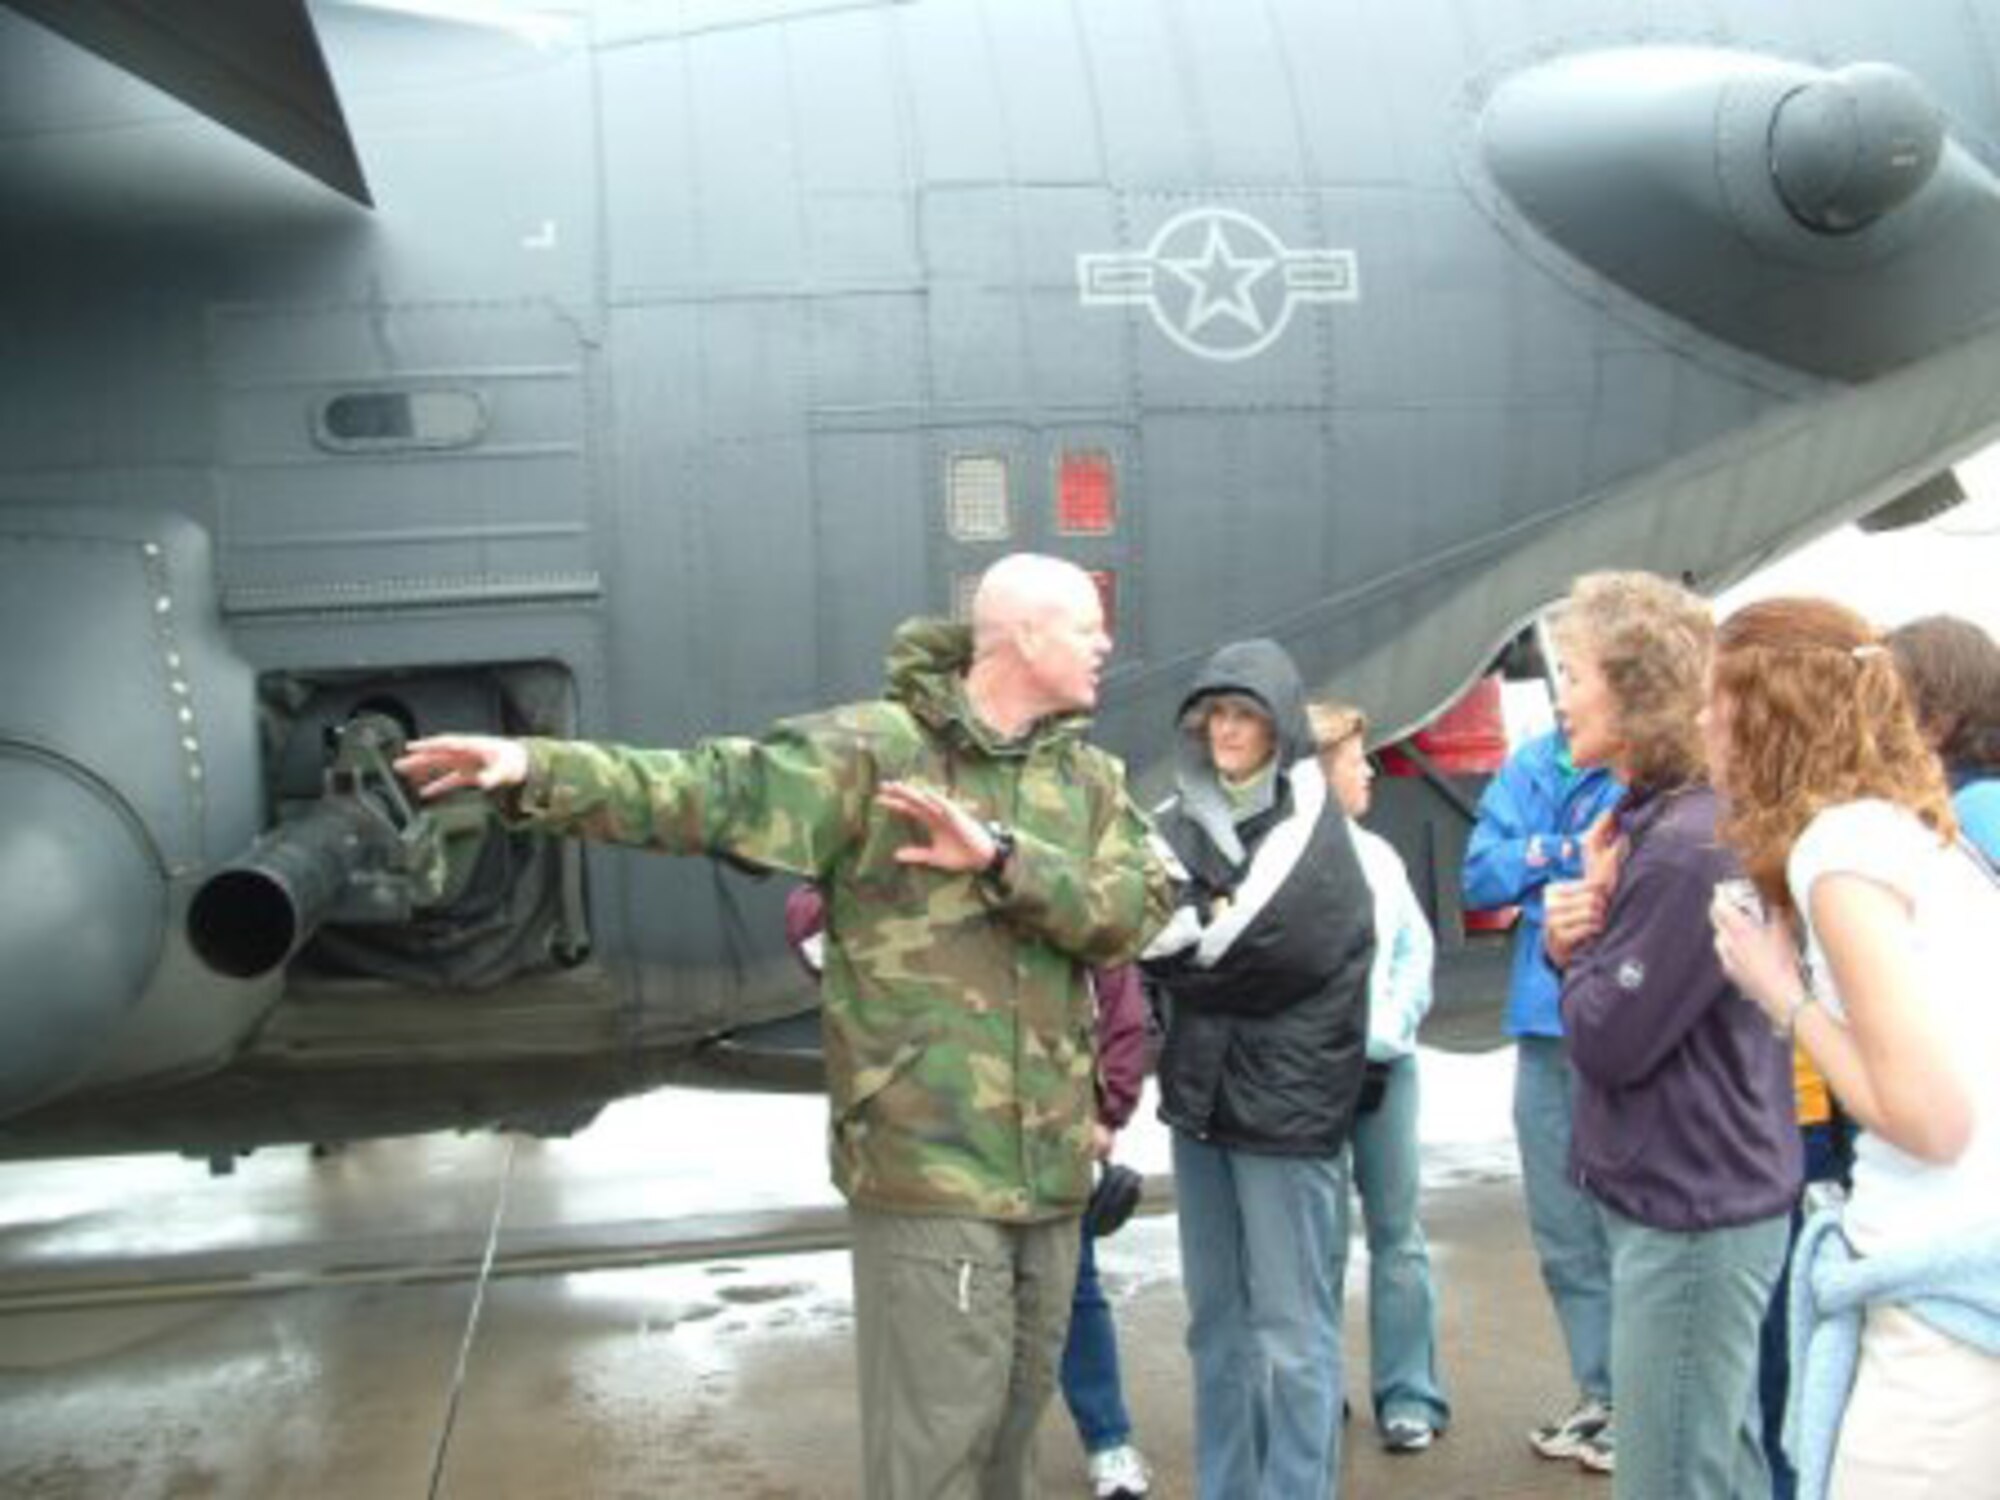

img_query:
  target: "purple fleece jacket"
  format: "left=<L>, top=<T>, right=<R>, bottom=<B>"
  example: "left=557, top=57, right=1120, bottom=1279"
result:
left=1559, top=784, right=1800, bottom=1230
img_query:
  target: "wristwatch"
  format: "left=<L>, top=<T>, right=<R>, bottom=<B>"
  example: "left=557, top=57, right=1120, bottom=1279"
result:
left=982, top=822, right=1017, bottom=882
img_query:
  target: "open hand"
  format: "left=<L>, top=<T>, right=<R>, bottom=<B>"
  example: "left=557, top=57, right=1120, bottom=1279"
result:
left=874, top=781, right=997, bottom=874
left=393, top=734, right=530, bottom=799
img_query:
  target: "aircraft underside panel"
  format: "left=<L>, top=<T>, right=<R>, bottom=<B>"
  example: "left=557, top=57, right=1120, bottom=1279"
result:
left=1317, top=326, right=2000, bottom=745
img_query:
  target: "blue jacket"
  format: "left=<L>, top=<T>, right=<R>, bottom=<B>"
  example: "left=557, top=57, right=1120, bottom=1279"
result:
left=1461, top=730, right=1622, bottom=1037
left=1953, top=776, right=2000, bottom=865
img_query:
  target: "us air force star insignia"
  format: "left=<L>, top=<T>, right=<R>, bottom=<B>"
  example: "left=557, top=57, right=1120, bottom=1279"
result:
left=1078, top=207, right=1358, bottom=362
left=1617, top=959, right=1646, bottom=991
left=1162, top=220, right=1275, bottom=338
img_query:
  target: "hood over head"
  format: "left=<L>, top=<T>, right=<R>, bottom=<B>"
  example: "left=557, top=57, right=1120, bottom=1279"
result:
left=1177, top=638, right=1317, bottom=762
left=1173, top=638, right=1320, bottom=862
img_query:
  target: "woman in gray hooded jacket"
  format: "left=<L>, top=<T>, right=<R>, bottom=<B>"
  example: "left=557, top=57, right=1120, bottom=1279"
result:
left=1144, top=638, right=1374, bottom=1499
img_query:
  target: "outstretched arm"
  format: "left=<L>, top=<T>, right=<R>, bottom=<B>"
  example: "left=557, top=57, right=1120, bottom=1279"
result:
left=401, top=719, right=866, bottom=875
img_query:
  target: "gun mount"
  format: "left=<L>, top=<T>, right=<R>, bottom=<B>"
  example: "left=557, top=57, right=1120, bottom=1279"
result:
left=188, top=714, right=448, bottom=980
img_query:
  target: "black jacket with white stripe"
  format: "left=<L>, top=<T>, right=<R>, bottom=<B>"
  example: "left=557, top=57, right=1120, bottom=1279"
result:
left=1146, top=639, right=1375, bottom=1157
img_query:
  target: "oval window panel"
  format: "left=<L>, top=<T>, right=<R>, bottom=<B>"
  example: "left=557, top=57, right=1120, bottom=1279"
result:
left=314, top=389, right=486, bottom=453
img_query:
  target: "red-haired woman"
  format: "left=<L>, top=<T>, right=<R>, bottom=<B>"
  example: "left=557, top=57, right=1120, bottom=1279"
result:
left=1707, top=597, right=2000, bottom=1500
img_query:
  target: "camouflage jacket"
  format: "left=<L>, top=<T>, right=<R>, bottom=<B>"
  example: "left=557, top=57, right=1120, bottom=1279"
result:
left=510, top=619, right=1173, bottom=1221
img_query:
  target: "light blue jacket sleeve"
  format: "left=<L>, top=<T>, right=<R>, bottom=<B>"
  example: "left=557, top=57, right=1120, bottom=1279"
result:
left=1356, top=825, right=1434, bottom=1058
left=1376, top=858, right=1435, bottom=1058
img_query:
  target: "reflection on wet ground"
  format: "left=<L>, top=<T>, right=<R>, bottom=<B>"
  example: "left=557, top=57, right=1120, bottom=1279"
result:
left=0, top=1056, right=1603, bottom=1498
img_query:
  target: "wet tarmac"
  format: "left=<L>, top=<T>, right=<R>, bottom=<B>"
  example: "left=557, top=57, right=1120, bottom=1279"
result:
left=0, top=1068, right=1608, bottom=1499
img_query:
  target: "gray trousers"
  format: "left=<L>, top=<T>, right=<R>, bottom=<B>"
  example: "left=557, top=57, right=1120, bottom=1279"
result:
left=1603, top=1204, right=1789, bottom=1500
left=849, top=1205, right=1083, bottom=1500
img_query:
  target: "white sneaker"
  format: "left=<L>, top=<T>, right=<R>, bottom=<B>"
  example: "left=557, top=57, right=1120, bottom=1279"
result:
left=1087, top=1443, right=1150, bottom=1499
left=1529, top=1394, right=1613, bottom=1460
left=1574, top=1423, right=1616, bottom=1475
left=1382, top=1415, right=1435, bottom=1453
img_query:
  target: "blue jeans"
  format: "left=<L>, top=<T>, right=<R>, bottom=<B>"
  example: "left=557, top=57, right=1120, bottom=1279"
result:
left=1514, top=1035, right=1614, bottom=1400
left=1758, top=1119, right=1854, bottom=1500
left=1604, top=1206, right=1789, bottom=1500
left=1341, top=1054, right=1451, bottom=1430
left=1061, top=1224, right=1133, bottom=1455
left=1173, top=1131, right=1348, bottom=1500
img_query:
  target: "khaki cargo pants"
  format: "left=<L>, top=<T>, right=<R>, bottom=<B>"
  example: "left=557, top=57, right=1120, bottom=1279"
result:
left=849, top=1205, right=1083, bottom=1500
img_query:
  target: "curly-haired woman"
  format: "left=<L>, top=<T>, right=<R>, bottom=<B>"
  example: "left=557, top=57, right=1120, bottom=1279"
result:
left=1707, top=597, right=2000, bottom=1500
left=1541, top=571, right=1801, bottom=1498
left=1885, top=613, right=2000, bottom=863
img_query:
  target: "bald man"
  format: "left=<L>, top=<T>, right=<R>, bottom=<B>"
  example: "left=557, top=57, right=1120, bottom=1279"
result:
left=397, top=554, right=1172, bottom=1500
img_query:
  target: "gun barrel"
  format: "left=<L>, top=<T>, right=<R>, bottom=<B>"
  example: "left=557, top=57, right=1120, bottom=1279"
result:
left=187, top=802, right=375, bottom=980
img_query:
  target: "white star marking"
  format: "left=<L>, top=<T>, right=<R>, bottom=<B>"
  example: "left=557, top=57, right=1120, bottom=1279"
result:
left=1077, top=207, right=1359, bottom=361
left=1160, top=221, right=1276, bottom=337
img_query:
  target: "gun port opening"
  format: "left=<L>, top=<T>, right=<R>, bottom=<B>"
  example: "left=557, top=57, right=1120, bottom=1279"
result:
left=188, top=870, right=300, bottom=980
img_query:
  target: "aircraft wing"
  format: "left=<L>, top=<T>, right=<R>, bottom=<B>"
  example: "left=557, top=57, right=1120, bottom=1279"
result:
left=5, top=0, right=370, bottom=205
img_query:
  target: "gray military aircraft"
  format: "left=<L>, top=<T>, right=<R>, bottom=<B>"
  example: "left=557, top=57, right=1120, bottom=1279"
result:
left=4, top=0, right=1999, bottom=1159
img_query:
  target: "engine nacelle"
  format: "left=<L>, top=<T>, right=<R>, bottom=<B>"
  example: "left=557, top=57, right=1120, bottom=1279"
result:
left=1480, top=48, right=2000, bottom=380
left=0, top=507, right=265, bottom=1117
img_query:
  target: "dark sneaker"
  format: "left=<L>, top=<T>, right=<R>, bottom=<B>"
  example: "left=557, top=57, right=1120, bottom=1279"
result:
left=1382, top=1416, right=1435, bottom=1453
left=1529, top=1395, right=1612, bottom=1460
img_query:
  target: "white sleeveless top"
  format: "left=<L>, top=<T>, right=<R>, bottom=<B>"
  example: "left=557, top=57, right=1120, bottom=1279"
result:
left=1789, top=799, right=2000, bottom=1254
